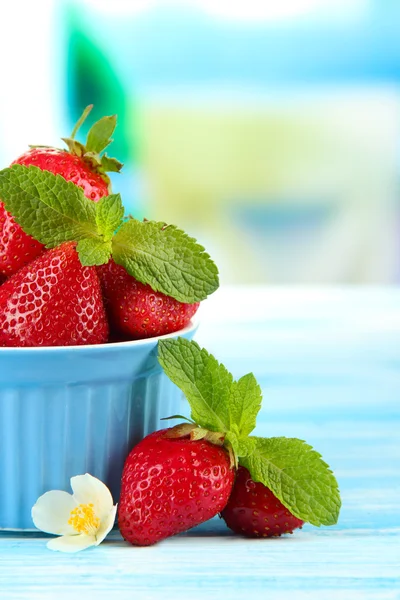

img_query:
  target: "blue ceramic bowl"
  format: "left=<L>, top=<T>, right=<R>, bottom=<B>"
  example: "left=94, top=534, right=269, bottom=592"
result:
left=0, top=320, right=198, bottom=530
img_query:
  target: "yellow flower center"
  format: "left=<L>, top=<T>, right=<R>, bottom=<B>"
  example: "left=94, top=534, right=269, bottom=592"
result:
left=68, top=503, right=100, bottom=535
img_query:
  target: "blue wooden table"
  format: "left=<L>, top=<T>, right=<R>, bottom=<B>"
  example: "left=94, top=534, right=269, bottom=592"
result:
left=1, top=287, right=399, bottom=599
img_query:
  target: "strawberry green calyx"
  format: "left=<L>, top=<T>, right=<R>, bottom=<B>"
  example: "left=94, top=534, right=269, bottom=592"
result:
left=164, top=423, right=225, bottom=446
left=32, top=105, right=123, bottom=185
left=157, top=337, right=342, bottom=528
left=163, top=422, right=235, bottom=468
left=64, top=105, right=123, bottom=182
left=0, top=165, right=219, bottom=303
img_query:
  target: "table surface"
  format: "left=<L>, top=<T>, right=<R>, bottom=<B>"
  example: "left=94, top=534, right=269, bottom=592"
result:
left=1, top=287, right=399, bottom=600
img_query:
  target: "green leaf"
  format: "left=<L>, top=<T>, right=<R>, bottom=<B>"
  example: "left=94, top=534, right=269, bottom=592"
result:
left=240, top=437, right=341, bottom=527
left=158, top=338, right=233, bottom=433
left=228, top=373, right=262, bottom=439
left=158, top=338, right=262, bottom=443
left=95, top=194, right=124, bottom=241
left=101, top=154, right=123, bottom=173
left=0, top=165, right=99, bottom=247
left=86, top=115, right=117, bottom=154
left=237, top=437, right=257, bottom=458
left=112, top=219, right=219, bottom=303
left=70, top=104, right=93, bottom=140
left=225, top=430, right=240, bottom=456
left=76, top=238, right=112, bottom=266
left=61, top=138, right=86, bottom=157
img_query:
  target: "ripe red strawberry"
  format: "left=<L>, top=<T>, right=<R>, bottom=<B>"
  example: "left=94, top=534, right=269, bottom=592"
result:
left=0, top=199, right=45, bottom=278
left=0, top=242, right=108, bottom=347
left=13, top=147, right=109, bottom=201
left=118, top=427, right=234, bottom=546
left=0, top=149, right=109, bottom=278
left=0, top=104, right=121, bottom=278
left=221, top=466, right=304, bottom=538
left=97, top=260, right=199, bottom=339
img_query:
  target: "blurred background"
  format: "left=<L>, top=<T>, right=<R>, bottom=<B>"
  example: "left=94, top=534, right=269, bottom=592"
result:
left=1, top=0, right=400, bottom=285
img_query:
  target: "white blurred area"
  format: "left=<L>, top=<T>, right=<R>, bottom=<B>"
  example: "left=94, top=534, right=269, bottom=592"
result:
left=141, top=87, right=400, bottom=284
left=0, top=2, right=63, bottom=164
left=0, top=0, right=399, bottom=284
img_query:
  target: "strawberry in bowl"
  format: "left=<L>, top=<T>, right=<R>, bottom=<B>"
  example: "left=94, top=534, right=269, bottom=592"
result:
left=0, top=107, right=218, bottom=346
left=0, top=242, right=109, bottom=347
left=0, top=105, right=119, bottom=278
left=0, top=107, right=218, bottom=530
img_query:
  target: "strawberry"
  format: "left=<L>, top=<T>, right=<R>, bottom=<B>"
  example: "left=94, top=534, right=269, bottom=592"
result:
left=97, top=260, right=199, bottom=339
left=118, top=426, right=235, bottom=546
left=118, top=328, right=339, bottom=548
left=117, top=338, right=340, bottom=546
left=0, top=105, right=121, bottom=278
left=13, top=147, right=109, bottom=201
left=0, top=199, right=44, bottom=278
left=221, top=466, right=304, bottom=538
left=0, top=242, right=108, bottom=347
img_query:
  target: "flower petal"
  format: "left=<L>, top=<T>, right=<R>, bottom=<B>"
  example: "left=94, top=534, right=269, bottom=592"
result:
left=94, top=504, right=117, bottom=546
left=70, top=474, right=114, bottom=521
left=32, top=491, right=77, bottom=535
left=47, top=534, right=96, bottom=553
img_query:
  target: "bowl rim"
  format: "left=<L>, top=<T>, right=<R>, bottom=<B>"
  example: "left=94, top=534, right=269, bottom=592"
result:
left=0, top=317, right=199, bottom=353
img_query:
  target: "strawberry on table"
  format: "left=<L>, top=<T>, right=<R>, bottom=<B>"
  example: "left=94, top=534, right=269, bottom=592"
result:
left=118, top=426, right=234, bottom=546
left=221, top=466, right=304, bottom=537
left=97, top=260, right=199, bottom=339
left=118, top=338, right=341, bottom=546
left=0, top=242, right=108, bottom=347
left=0, top=105, right=122, bottom=277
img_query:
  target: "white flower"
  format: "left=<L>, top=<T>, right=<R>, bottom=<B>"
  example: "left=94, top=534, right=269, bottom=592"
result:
left=31, top=473, right=117, bottom=553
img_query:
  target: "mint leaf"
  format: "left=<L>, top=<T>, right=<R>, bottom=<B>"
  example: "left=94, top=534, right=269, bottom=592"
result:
left=86, top=115, right=117, bottom=154
left=76, top=238, right=112, bottom=266
left=101, top=154, right=123, bottom=173
left=0, top=165, right=99, bottom=247
left=240, top=437, right=341, bottom=526
left=112, top=219, right=219, bottom=303
left=237, top=437, right=257, bottom=458
left=224, top=430, right=240, bottom=458
left=95, top=194, right=124, bottom=241
left=229, top=373, right=262, bottom=439
left=158, top=338, right=262, bottom=441
left=158, top=338, right=233, bottom=433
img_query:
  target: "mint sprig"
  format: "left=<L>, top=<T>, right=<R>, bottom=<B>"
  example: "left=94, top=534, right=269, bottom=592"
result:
left=158, top=338, right=262, bottom=439
left=229, top=373, right=262, bottom=439
left=112, top=220, right=219, bottom=303
left=0, top=165, right=219, bottom=303
left=76, top=238, right=112, bottom=266
left=95, top=193, right=124, bottom=242
left=158, top=337, right=341, bottom=528
left=240, top=437, right=341, bottom=526
left=0, top=165, right=98, bottom=246
left=158, top=338, right=233, bottom=433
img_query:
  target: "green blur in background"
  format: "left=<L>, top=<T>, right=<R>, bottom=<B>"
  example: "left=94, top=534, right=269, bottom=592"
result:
left=2, top=0, right=400, bottom=285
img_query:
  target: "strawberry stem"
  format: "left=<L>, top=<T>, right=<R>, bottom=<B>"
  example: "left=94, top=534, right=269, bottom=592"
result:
left=71, top=105, right=93, bottom=140
left=160, top=415, right=196, bottom=424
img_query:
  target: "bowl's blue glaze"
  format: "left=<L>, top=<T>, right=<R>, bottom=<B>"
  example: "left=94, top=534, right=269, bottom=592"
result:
left=0, top=321, right=198, bottom=530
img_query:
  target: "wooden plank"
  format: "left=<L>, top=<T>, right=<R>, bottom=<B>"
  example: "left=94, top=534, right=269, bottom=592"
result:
left=0, top=288, right=399, bottom=599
